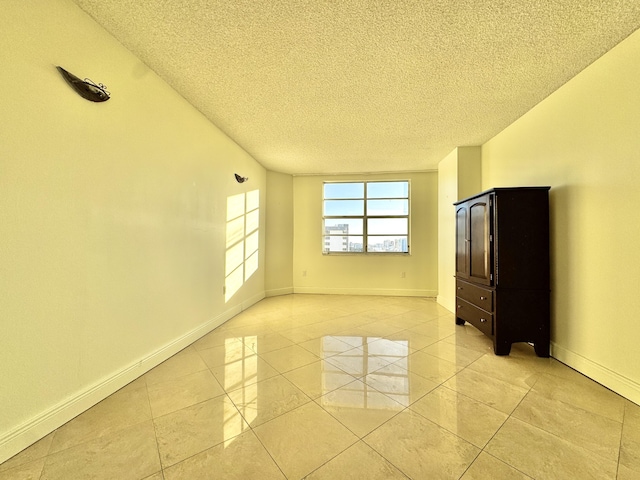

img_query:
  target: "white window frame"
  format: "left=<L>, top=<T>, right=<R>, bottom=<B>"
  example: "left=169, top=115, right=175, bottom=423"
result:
left=322, top=180, right=410, bottom=255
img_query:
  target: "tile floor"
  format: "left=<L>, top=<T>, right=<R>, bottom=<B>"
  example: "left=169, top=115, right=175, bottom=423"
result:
left=1, top=294, right=639, bottom=479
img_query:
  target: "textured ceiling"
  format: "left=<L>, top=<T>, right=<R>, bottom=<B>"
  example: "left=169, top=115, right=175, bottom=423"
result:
left=72, top=0, right=640, bottom=174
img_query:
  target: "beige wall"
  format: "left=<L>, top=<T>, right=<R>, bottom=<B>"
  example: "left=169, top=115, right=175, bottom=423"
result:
left=0, top=0, right=266, bottom=462
left=437, top=147, right=481, bottom=311
left=482, top=28, right=640, bottom=403
left=6, top=0, right=639, bottom=464
left=265, top=171, right=294, bottom=296
left=293, top=172, right=438, bottom=296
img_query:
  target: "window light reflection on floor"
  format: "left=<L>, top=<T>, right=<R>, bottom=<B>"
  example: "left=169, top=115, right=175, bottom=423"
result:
left=321, top=337, right=409, bottom=409
left=223, top=336, right=257, bottom=447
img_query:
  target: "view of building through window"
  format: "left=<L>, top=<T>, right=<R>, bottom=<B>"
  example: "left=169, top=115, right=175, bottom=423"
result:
left=323, top=181, right=409, bottom=253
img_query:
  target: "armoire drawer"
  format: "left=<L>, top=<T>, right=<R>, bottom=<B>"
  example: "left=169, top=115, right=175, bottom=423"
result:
left=456, top=280, right=493, bottom=311
left=455, top=298, right=493, bottom=336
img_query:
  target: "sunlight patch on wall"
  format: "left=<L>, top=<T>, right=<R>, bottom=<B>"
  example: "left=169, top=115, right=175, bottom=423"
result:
left=225, top=190, right=260, bottom=302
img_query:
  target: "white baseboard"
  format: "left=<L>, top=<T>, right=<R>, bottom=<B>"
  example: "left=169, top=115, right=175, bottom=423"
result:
left=241, top=291, right=266, bottom=310
left=0, top=294, right=264, bottom=464
left=293, top=287, right=437, bottom=297
left=551, top=341, right=640, bottom=406
left=265, top=287, right=294, bottom=297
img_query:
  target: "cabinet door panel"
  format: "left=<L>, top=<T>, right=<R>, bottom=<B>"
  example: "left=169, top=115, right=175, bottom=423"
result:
left=468, top=195, right=492, bottom=285
left=455, top=206, right=469, bottom=278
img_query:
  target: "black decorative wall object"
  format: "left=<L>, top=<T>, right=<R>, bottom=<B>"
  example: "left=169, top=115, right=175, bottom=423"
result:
left=56, top=66, right=110, bottom=102
left=235, top=173, right=249, bottom=183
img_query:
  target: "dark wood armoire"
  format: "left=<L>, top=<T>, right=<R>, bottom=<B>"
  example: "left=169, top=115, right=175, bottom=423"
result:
left=454, top=187, right=551, bottom=356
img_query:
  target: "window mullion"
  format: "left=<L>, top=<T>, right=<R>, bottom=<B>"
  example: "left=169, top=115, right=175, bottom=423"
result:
left=363, top=183, right=368, bottom=253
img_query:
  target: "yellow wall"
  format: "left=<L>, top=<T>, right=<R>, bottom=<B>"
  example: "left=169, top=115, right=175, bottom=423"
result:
left=293, top=173, right=438, bottom=296
left=437, top=147, right=481, bottom=311
left=0, top=0, right=266, bottom=462
left=7, top=0, right=639, bottom=464
left=482, top=28, right=640, bottom=403
left=265, top=171, right=294, bottom=296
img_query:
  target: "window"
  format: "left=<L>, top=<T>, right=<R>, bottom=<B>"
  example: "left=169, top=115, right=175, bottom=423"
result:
left=323, top=181, right=409, bottom=254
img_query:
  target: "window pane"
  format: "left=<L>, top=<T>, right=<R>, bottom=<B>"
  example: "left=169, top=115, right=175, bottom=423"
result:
left=324, top=218, right=363, bottom=235
left=368, top=218, right=408, bottom=235
left=322, top=180, right=410, bottom=255
left=323, top=183, right=364, bottom=199
left=367, top=235, right=408, bottom=252
left=324, top=200, right=364, bottom=216
left=323, top=235, right=363, bottom=253
left=367, top=181, right=408, bottom=199
left=367, top=199, right=408, bottom=216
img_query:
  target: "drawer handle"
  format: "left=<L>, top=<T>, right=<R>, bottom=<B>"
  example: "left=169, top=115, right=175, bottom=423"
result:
left=457, top=305, right=462, bottom=309
left=457, top=287, right=463, bottom=290
left=480, top=318, right=487, bottom=323
left=480, top=296, right=487, bottom=300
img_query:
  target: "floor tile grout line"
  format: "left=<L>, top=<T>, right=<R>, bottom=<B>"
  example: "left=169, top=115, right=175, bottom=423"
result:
left=224, top=297, right=624, bottom=475
left=225, top=370, right=315, bottom=432
left=238, top=374, right=361, bottom=479
left=496, top=413, right=621, bottom=471
left=145, top=377, right=166, bottom=480
left=31, top=384, right=155, bottom=463
left=5, top=296, right=631, bottom=478
left=306, top=380, right=416, bottom=478
left=247, top=422, right=290, bottom=479
left=295, top=436, right=362, bottom=480
left=471, top=412, right=522, bottom=479
left=456, top=449, right=484, bottom=480
left=29, top=429, right=56, bottom=480
left=359, top=434, right=414, bottom=479
left=435, top=382, right=508, bottom=417
left=153, top=391, right=250, bottom=474
left=616, top=402, right=629, bottom=479
left=404, top=395, right=491, bottom=449
left=314, top=392, right=408, bottom=441
left=219, top=347, right=374, bottom=434
left=438, top=359, right=513, bottom=407
left=519, top=373, right=627, bottom=427
left=491, top=450, right=536, bottom=480
left=505, top=388, right=626, bottom=467
left=37, top=459, right=46, bottom=480
left=36, top=417, right=161, bottom=479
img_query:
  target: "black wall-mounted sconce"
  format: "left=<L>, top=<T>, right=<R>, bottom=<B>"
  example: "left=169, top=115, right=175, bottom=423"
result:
left=235, top=173, right=249, bottom=183
left=56, top=66, right=110, bottom=102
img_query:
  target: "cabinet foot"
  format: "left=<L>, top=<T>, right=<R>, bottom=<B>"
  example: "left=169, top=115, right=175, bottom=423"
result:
left=494, top=341, right=512, bottom=356
left=455, top=317, right=465, bottom=326
left=534, top=342, right=550, bottom=357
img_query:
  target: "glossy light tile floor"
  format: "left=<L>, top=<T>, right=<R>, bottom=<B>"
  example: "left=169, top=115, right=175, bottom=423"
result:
left=2, top=294, right=639, bottom=479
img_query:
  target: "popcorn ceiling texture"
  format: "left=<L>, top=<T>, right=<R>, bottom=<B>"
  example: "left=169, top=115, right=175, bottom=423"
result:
left=72, top=0, right=640, bottom=174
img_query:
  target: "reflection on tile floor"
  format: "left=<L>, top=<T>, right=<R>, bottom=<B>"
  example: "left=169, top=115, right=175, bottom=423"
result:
left=1, top=294, right=638, bottom=479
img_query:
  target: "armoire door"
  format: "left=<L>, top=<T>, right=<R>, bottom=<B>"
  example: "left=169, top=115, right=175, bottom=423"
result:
left=455, top=205, right=469, bottom=279
left=468, top=194, right=492, bottom=286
